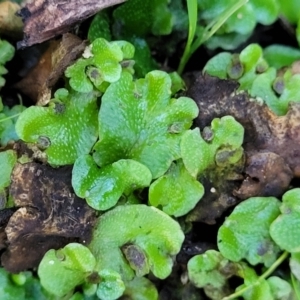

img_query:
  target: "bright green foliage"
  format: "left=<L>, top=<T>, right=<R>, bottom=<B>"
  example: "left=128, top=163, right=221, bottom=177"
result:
left=188, top=250, right=293, bottom=300
left=169, top=71, right=186, bottom=95
left=82, top=282, right=97, bottom=297
left=187, top=249, right=277, bottom=300
left=237, top=273, right=275, bottom=300
left=97, top=270, right=125, bottom=300
left=129, top=37, right=159, bottom=78
left=0, top=268, right=26, bottom=299
left=15, top=89, right=98, bottom=166
left=38, top=243, right=96, bottom=297
left=290, top=252, right=300, bottom=282
left=88, top=205, right=184, bottom=281
left=0, top=103, right=25, bottom=145
left=88, top=12, right=111, bottom=42
left=149, top=160, right=204, bottom=217
left=123, top=277, right=158, bottom=300
left=278, top=0, right=300, bottom=24
left=291, top=274, right=300, bottom=300
left=93, top=71, right=199, bottom=179
left=65, top=38, right=134, bottom=93
left=0, top=268, right=56, bottom=300
left=204, top=43, right=300, bottom=115
left=69, top=292, right=86, bottom=300
left=267, top=276, right=294, bottom=300
left=264, top=45, right=300, bottom=69
left=277, top=0, right=300, bottom=46
left=11, top=273, right=26, bottom=286
left=38, top=243, right=129, bottom=300
left=188, top=250, right=242, bottom=299
left=87, top=15, right=159, bottom=77
left=198, top=1, right=252, bottom=49
left=0, top=39, right=14, bottom=89
left=235, top=273, right=294, bottom=300
left=0, top=150, right=17, bottom=208
left=0, top=150, right=16, bottom=190
left=218, top=196, right=281, bottom=267
left=202, top=52, right=232, bottom=79
left=112, top=0, right=172, bottom=37
left=177, top=0, right=198, bottom=75
left=72, top=155, right=152, bottom=210
left=198, top=0, right=279, bottom=50
left=178, top=0, right=249, bottom=73
left=270, top=188, right=300, bottom=253
left=181, top=116, right=244, bottom=177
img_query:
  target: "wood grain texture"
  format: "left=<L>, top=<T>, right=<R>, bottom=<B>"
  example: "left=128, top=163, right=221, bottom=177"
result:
left=1, top=162, right=96, bottom=272
left=18, top=0, right=126, bottom=48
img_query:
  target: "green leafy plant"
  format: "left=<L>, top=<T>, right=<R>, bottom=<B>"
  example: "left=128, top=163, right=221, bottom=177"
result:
left=181, top=116, right=244, bottom=177
left=270, top=189, right=300, bottom=252
left=0, top=268, right=55, bottom=299
left=38, top=243, right=97, bottom=298
left=88, top=204, right=184, bottom=281
left=15, top=88, right=98, bottom=165
left=149, top=159, right=204, bottom=217
left=16, top=38, right=199, bottom=214
left=218, top=196, right=281, bottom=267
left=178, top=0, right=248, bottom=74
left=122, top=277, right=158, bottom=300
left=37, top=205, right=184, bottom=299
left=92, top=70, right=198, bottom=178
left=277, top=0, right=300, bottom=47
left=263, top=44, right=300, bottom=69
left=198, top=0, right=279, bottom=50
left=0, top=39, right=14, bottom=89
left=87, top=0, right=171, bottom=78
left=3, top=0, right=300, bottom=299
left=65, top=38, right=135, bottom=93
left=0, top=39, right=23, bottom=146
left=72, top=156, right=152, bottom=210
left=188, top=188, right=300, bottom=299
left=188, top=250, right=291, bottom=300
left=204, top=43, right=300, bottom=115
left=0, top=98, right=25, bottom=146
left=112, top=0, right=172, bottom=37
left=38, top=242, right=126, bottom=300
left=0, top=150, right=16, bottom=208
left=71, top=68, right=198, bottom=212
left=0, top=150, right=16, bottom=189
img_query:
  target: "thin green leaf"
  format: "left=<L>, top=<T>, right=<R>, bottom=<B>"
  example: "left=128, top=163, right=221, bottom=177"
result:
left=177, top=0, right=198, bottom=74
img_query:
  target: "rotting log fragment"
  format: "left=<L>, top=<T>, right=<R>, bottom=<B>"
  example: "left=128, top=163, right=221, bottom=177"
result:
left=234, top=152, right=292, bottom=199
left=185, top=73, right=297, bottom=223
left=1, top=162, right=96, bottom=273
left=17, top=0, right=126, bottom=48
left=15, top=33, right=87, bottom=105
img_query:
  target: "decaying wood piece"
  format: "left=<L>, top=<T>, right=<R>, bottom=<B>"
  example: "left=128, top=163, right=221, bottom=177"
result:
left=0, top=1, right=23, bottom=38
left=1, top=162, right=96, bottom=273
left=185, top=73, right=298, bottom=223
left=18, top=0, right=126, bottom=48
left=187, top=73, right=299, bottom=179
left=15, top=33, right=87, bottom=104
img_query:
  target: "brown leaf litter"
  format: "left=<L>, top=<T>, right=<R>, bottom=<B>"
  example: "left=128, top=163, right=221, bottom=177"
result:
left=14, top=33, right=87, bottom=105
